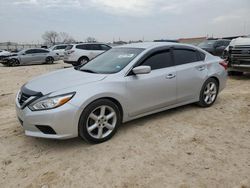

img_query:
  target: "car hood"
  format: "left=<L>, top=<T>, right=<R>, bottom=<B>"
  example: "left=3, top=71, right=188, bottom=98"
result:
left=1, top=53, right=18, bottom=58
left=24, top=68, right=107, bottom=95
left=229, top=37, right=250, bottom=46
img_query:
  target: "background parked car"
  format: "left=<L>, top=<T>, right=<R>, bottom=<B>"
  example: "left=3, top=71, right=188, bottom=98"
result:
left=225, top=37, right=250, bottom=75
left=49, top=44, right=68, bottom=59
left=64, top=43, right=111, bottom=66
left=0, top=48, right=60, bottom=66
left=198, top=39, right=231, bottom=56
left=0, top=49, right=10, bottom=56
left=0, top=49, right=11, bottom=61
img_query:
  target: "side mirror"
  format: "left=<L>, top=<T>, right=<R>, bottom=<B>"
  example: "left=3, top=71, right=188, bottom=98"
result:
left=132, top=66, right=151, bottom=75
left=22, top=53, right=26, bottom=55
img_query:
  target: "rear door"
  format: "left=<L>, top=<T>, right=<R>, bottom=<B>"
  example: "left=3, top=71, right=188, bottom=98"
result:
left=125, top=49, right=177, bottom=117
left=20, top=49, right=36, bottom=64
left=173, top=47, right=208, bottom=103
left=35, top=49, right=50, bottom=63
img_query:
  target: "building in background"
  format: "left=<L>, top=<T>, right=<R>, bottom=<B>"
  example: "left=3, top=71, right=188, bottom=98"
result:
left=178, top=37, right=207, bottom=45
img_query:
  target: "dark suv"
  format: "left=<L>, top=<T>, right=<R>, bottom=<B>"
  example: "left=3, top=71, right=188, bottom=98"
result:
left=198, top=39, right=231, bottom=56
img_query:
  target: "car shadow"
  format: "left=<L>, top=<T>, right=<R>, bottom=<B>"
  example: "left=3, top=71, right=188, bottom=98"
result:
left=228, top=73, right=250, bottom=80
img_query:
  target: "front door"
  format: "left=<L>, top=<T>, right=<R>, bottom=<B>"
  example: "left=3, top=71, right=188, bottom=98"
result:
left=125, top=49, right=177, bottom=117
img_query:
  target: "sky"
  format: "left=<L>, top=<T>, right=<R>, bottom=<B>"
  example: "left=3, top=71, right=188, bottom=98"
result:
left=0, top=0, right=250, bottom=43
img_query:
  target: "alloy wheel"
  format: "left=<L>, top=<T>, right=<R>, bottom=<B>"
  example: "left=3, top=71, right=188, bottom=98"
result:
left=86, top=105, right=117, bottom=139
left=203, top=82, right=217, bottom=104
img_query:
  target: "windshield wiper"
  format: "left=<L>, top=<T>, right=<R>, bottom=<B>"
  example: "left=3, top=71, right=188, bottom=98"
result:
left=80, top=69, right=98, bottom=74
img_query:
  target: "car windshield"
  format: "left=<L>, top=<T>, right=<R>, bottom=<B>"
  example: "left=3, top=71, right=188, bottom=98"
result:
left=65, top=45, right=73, bottom=50
left=79, top=48, right=144, bottom=74
left=18, top=50, right=26, bottom=54
left=198, top=40, right=216, bottom=48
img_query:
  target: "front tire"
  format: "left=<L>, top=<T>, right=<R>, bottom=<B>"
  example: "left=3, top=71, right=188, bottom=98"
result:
left=197, top=78, right=219, bottom=107
left=78, top=99, right=121, bottom=144
left=8, top=58, right=20, bottom=66
left=45, top=57, right=54, bottom=64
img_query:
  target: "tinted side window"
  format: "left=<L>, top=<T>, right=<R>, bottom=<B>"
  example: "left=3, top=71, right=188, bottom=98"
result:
left=100, top=44, right=111, bottom=51
left=25, top=49, right=35, bottom=54
left=174, top=49, right=199, bottom=65
left=142, top=50, right=173, bottom=70
left=76, top=44, right=87, bottom=50
left=224, top=40, right=230, bottom=46
left=197, top=51, right=206, bottom=61
left=65, top=45, right=73, bottom=50
left=36, top=49, right=49, bottom=53
left=90, top=44, right=102, bottom=50
left=215, top=41, right=223, bottom=47
left=57, top=45, right=67, bottom=50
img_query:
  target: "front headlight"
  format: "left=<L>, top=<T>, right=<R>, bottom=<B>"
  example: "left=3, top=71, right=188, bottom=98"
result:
left=29, top=92, right=75, bottom=111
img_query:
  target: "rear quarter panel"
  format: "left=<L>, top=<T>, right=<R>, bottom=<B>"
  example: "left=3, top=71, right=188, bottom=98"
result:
left=206, top=55, right=227, bottom=92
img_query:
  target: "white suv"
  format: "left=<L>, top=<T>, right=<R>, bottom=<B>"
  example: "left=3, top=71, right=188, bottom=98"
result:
left=50, top=44, right=69, bottom=59
left=63, top=43, right=111, bottom=66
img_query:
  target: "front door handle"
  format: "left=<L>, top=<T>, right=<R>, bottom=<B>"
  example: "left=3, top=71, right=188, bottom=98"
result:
left=196, top=66, right=206, bottom=71
left=166, top=73, right=176, bottom=79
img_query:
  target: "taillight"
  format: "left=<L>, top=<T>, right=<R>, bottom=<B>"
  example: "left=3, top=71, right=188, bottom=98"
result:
left=67, top=50, right=75, bottom=54
left=219, top=60, right=228, bottom=70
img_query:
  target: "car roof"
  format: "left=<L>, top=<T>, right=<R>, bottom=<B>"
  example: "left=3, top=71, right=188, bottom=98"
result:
left=25, top=48, right=49, bottom=50
left=116, top=42, right=196, bottom=49
left=72, top=43, right=108, bottom=45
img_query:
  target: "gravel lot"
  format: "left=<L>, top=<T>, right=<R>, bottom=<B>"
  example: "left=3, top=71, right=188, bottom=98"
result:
left=0, top=62, right=250, bottom=188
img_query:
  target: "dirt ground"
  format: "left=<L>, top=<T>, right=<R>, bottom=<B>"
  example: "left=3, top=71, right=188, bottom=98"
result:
left=0, top=61, right=250, bottom=188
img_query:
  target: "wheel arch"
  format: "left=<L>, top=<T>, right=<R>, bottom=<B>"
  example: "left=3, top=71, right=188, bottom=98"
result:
left=209, top=76, right=220, bottom=89
left=46, top=56, right=54, bottom=61
left=9, top=58, right=20, bottom=66
left=82, top=97, right=124, bottom=121
left=78, top=56, right=89, bottom=62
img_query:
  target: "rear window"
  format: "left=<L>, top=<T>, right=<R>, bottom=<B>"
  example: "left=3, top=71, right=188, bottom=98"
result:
left=55, top=45, right=67, bottom=50
left=76, top=44, right=88, bottom=50
left=174, top=49, right=199, bottom=65
left=65, top=45, right=73, bottom=50
left=197, top=51, right=206, bottom=61
left=100, top=44, right=111, bottom=51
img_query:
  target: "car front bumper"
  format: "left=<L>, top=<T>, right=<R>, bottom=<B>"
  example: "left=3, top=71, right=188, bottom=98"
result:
left=0, top=58, right=9, bottom=64
left=15, top=97, right=80, bottom=139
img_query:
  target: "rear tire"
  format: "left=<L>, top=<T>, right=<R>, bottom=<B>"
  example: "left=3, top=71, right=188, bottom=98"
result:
left=77, top=57, right=89, bottom=66
left=78, top=99, right=121, bottom=144
left=45, top=57, right=54, bottom=64
left=197, top=78, right=219, bottom=107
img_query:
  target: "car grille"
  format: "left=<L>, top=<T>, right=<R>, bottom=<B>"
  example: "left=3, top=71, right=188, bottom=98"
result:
left=19, top=92, right=31, bottom=106
left=18, top=87, right=43, bottom=108
left=230, top=45, right=250, bottom=63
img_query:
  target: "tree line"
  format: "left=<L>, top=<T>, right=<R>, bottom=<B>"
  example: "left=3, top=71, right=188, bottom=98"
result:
left=42, top=31, right=97, bottom=45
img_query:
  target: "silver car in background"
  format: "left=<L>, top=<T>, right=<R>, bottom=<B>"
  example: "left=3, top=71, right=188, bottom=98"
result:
left=16, top=42, right=227, bottom=143
left=0, top=48, right=60, bottom=66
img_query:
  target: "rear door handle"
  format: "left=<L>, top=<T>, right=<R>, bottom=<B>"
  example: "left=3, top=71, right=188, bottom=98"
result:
left=196, top=66, right=206, bottom=71
left=166, top=73, right=176, bottom=79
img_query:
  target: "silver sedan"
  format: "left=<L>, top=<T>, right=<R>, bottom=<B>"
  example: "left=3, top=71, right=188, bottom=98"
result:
left=16, top=42, right=227, bottom=143
left=0, top=48, right=60, bottom=66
